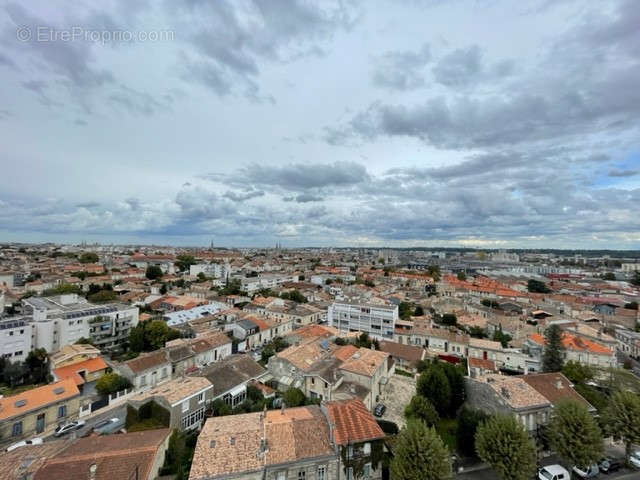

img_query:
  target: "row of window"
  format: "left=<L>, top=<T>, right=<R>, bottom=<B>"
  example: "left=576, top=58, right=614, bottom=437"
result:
left=11, top=405, right=67, bottom=436
left=5, top=329, right=26, bottom=336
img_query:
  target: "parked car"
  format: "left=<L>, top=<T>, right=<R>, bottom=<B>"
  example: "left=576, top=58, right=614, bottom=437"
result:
left=373, top=403, right=386, bottom=417
left=598, top=457, right=621, bottom=474
left=54, top=420, right=85, bottom=437
left=92, top=417, right=125, bottom=435
left=629, top=451, right=640, bottom=469
left=537, top=465, right=570, bottom=480
left=5, top=437, right=43, bottom=452
left=572, top=464, right=599, bottom=478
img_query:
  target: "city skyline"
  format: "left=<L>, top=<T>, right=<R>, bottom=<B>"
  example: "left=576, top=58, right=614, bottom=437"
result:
left=1, top=1, right=639, bottom=249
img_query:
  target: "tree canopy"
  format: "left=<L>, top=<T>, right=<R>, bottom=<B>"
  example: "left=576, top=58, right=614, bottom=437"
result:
left=547, top=400, right=603, bottom=468
left=390, top=420, right=452, bottom=480
left=527, top=279, right=551, bottom=293
left=404, top=395, right=439, bottom=427
left=146, top=265, right=163, bottom=280
left=96, top=372, right=131, bottom=396
left=475, top=415, right=536, bottom=480
left=602, top=391, right=640, bottom=462
left=417, top=365, right=451, bottom=417
left=79, top=252, right=99, bottom=264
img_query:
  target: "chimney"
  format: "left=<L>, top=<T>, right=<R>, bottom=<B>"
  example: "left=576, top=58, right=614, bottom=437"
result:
left=281, top=401, right=285, bottom=415
left=556, top=380, right=563, bottom=389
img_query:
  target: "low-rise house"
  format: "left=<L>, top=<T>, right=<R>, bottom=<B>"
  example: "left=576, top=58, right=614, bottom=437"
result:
left=615, top=327, right=640, bottom=359
left=191, top=331, right=233, bottom=366
left=51, top=356, right=109, bottom=391
left=339, top=349, right=391, bottom=409
left=189, top=405, right=336, bottom=480
left=0, top=439, right=68, bottom=480
left=378, top=340, right=427, bottom=373
left=465, top=374, right=552, bottom=435
left=0, top=378, right=81, bottom=442
left=200, top=354, right=267, bottom=408
left=526, top=332, right=617, bottom=368
left=49, top=343, right=102, bottom=369
left=519, top=372, right=596, bottom=414
left=127, top=376, right=214, bottom=431
left=33, top=428, right=171, bottom=480
left=116, top=350, right=172, bottom=390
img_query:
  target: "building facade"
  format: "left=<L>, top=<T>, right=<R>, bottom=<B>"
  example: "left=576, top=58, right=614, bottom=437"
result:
left=328, top=302, right=398, bottom=340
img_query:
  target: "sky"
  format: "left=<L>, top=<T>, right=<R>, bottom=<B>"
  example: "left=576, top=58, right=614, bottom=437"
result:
left=0, top=0, right=639, bottom=249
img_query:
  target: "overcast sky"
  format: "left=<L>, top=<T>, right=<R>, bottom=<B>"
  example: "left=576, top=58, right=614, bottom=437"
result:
left=0, top=0, right=639, bottom=248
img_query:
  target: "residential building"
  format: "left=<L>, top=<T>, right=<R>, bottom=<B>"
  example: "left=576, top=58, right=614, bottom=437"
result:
left=615, top=327, right=640, bottom=359
left=51, top=356, right=109, bottom=391
left=22, top=294, right=138, bottom=353
left=200, top=354, right=267, bottom=408
left=519, top=372, right=595, bottom=413
left=190, top=262, right=230, bottom=279
left=189, top=406, right=336, bottom=480
left=33, top=428, right=171, bottom=480
left=128, top=376, right=214, bottom=431
left=239, top=273, right=299, bottom=294
left=328, top=302, right=398, bottom=340
left=0, top=316, right=32, bottom=362
left=0, top=378, right=81, bottom=442
left=526, top=332, right=617, bottom=368
left=116, top=350, right=172, bottom=390
left=49, top=343, right=102, bottom=369
left=378, top=340, right=427, bottom=372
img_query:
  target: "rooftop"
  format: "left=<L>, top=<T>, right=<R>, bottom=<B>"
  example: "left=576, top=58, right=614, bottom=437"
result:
left=0, top=378, right=80, bottom=421
left=340, top=348, right=389, bottom=377
left=130, top=376, right=213, bottom=406
left=325, top=398, right=385, bottom=445
left=478, top=374, right=550, bottom=411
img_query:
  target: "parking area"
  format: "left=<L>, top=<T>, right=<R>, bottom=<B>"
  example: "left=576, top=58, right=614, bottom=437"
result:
left=378, top=374, right=416, bottom=428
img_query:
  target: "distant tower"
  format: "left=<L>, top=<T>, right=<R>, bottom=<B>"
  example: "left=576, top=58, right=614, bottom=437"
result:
left=210, top=239, right=214, bottom=250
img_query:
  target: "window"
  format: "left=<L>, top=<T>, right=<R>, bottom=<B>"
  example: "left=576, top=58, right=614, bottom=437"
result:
left=182, top=400, right=189, bottom=413
left=180, top=407, right=205, bottom=430
left=12, top=422, right=22, bottom=436
left=363, top=442, right=371, bottom=455
left=276, top=472, right=286, bottom=480
left=317, top=466, right=326, bottom=480
left=311, top=377, right=315, bottom=385
left=346, top=467, right=353, bottom=480
left=363, top=463, right=371, bottom=479
left=161, top=367, right=168, bottom=378
left=140, top=375, right=147, bottom=386
left=297, top=470, right=305, bottom=480
left=197, top=392, right=204, bottom=404
left=58, top=405, right=67, bottom=418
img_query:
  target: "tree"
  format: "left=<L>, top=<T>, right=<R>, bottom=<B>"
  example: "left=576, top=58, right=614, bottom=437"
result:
left=561, top=361, right=595, bottom=384
left=475, top=415, right=536, bottom=480
left=414, top=305, right=424, bottom=316
left=283, top=387, right=306, bottom=407
left=456, top=408, right=489, bottom=457
left=527, top=279, right=550, bottom=293
left=457, top=271, right=467, bottom=281
left=417, top=366, right=451, bottom=417
left=625, top=301, right=638, bottom=310
left=602, top=272, right=616, bottom=281
left=280, top=290, right=307, bottom=303
left=547, top=400, right=602, bottom=468
left=440, top=362, right=465, bottom=416
left=631, top=270, right=640, bottom=287
left=404, top=395, right=439, bottom=427
left=427, top=265, right=441, bottom=282
left=390, top=420, right=451, bottom=480
left=88, top=289, right=118, bottom=303
left=492, top=329, right=512, bottom=348
left=96, top=372, right=131, bottom=396
left=129, top=324, right=146, bottom=352
left=146, top=265, right=163, bottom=280
left=197, top=272, right=207, bottom=282
left=398, top=302, right=413, bottom=320
left=602, top=391, right=640, bottom=463
left=25, top=348, right=49, bottom=384
left=146, top=320, right=170, bottom=350
left=441, top=313, right=457, bottom=326
left=542, top=324, right=565, bottom=372
left=79, top=252, right=99, bottom=264
left=175, top=254, right=196, bottom=272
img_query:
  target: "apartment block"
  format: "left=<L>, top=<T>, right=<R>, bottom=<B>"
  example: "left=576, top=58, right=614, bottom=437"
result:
left=0, top=316, right=33, bottom=362
left=328, top=302, right=398, bottom=340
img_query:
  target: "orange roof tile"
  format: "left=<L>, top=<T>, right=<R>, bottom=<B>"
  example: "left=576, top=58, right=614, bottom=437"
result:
left=325, top=398, right=385, bottom=445
left=52, top=357, right=108, bottom=385
left=333, top=345, right=358, bottom=362
left=528, top=333, right=612, bottom=354
left=0, top=378, right=80, bottom=421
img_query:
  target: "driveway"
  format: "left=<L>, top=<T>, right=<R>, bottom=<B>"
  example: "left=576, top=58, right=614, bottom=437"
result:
left=379, top=374, right=416, bottom=429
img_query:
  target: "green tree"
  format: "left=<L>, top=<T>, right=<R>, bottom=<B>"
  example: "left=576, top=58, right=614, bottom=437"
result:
left=88, top=289, right=118, bottom=303
left=404, top=395, right=439, bottom=427
left=96, top=372, right=131, bottom=396
left=631, top=270, right=640, bottom=287
left=129, top=323, right=146, bottom=352
left=427, top=265, right=441, bottom=282
left=79, top=252, right=99, bottom=263
left=211, top=398, right=232, bottom=416
left=390, top=420, right=452, bottom=480
left=175, top=254, right=196, bottom=272
left=456, top=271, right=467, bottom=281
left=398, top=302, right=413, bottom=320
left=414, top=305, right=425, bottom=316
left=492, top=329, right=512, bottom=348
left=25, top=348, right=49, bottom=384
left=456, top=408, right=489, bottom=457
left=440, top=362, right=465, bottom=416
left=561, top=361, right=595, bottom=384
left=475, top=415, right=536, bottom=480
left=542, top=324, right=565, bottom=372
left=625, top=301, right=638, bottom=310
left=441, top=313, right=457, bottom=326
left=547, top=400, right=603, bottom=468
left=417, top=366, right=451, bottom=417
left=527, top=279, right=550, bottom=293
left=146, top=265, right=163, bottom=280
left=146, top=320, right=170, bottom=350
left=283, top=387, right=306, bottom=407
left=602, top=391, right=640, bottom=463
left=602, top=272, right=616, bottom=281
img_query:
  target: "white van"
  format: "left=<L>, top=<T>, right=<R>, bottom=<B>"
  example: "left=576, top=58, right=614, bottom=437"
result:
left=538, top=465, right=570, bottom=480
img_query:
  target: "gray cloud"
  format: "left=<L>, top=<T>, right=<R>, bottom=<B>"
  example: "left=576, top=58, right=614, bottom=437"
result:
left=284, top=193, right=325, bottom=203
left=609, top=169, right=639, bottom=177
left=108, top=85, right=173, bottom=116
left=372, top=43, right=431, bottom=90
left=223, top=190, right=265, bottom=202
left=432, top=45, right=514, bottom=87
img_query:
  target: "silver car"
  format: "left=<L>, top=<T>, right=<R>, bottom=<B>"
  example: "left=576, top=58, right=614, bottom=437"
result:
left=54, top=420, right=85, bottom=437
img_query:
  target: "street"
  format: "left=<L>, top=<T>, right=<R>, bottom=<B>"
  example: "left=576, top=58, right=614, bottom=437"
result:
left=44, top=405, right=126, bottom=441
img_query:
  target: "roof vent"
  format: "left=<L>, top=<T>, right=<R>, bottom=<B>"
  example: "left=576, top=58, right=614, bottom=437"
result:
left=210, top=440, right=216, bottom=448
left=14, top=399, right=27, bottom=408
left=53, top=387, right=65, bottom=395
left=501, top=387, right=510, bottom=398
left=230, top=437, right=236, bottom=445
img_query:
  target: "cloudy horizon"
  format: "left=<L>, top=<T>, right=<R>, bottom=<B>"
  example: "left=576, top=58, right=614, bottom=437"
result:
left=1, top=0, right=639, bottom=249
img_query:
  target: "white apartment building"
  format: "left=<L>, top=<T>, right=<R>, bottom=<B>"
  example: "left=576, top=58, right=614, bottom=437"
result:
left=328, top=302, right=398, bottom=340
left=621, top=263, right=640, bottom=273
left=22, top=294, right=139, bottom=353
left=189, top=263, right=230, bottom=279
left=239, top=273, right=299, bottom=294
left=0, top=316, right=33, bottom=362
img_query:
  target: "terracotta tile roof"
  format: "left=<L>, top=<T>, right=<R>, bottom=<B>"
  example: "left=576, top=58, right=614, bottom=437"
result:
left=478, top=374, right=550, bottom=410
left=291, top=324, right=334, bottom=339
left=190, top=406, right=333, bottom=480
left=469, top=338, right=503, bottom=351
left=33, top=429, right=171, bottom=480
left=130, top=376, right=212, bottom=406
left=0, top=440, right=68, bottom=480
left=468, top=357, right=497, bottom=371
left=333, top=345, right=359, bottom=362
left=199, top=331, right=232, bottom=349
left=0, top=378, right=80, bottom=421
left=378, top=341, right=425, bottom=364
left=339, top=348, right=389, bottom=377
left=52, top=357, right=108, bottom=386
left=519, top=373, right=594, bottom=409
left=122, top=350, right=169, bottom=374
left=325, top=398, right=385, bottom=445
left=528, top=332, right=613, bottom=354
left=277, top=338, right=336, bottom=371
